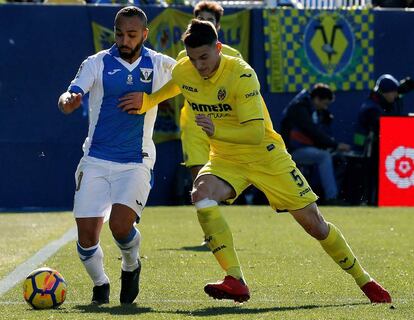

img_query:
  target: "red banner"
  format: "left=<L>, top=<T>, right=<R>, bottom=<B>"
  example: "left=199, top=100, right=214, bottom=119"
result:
left=379, top=117, right=414, bottom=206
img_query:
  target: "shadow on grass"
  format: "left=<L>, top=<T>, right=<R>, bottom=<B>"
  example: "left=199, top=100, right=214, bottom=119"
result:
left=163, top=302, right=370, bottom=317
left=71, top=303, right=153, bottom=315
left=180, top=245, right=210, bottom=252
left=159, top=246, right=247, bottom=253
left=69, top=301, right=369, bottom=316
left=158, top=246, right=210, bottom=252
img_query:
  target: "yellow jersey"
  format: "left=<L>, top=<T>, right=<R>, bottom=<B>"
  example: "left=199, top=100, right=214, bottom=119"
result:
left=171, top=54, right=285, bottom=164
left=176, top=44, right=243, bottom=166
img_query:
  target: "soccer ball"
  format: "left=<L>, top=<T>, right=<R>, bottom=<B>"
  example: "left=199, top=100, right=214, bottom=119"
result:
left=23, top=267, right=67, bottom=309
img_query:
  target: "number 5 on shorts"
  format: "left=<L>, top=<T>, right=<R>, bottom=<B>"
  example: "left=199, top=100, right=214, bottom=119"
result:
left=290, top=169, right=304, bottom=187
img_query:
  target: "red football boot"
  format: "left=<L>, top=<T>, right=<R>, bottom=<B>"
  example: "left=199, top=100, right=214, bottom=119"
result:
left=204, top=276, right=250, bottom=303
left=361, top=280, right=392, bottom=303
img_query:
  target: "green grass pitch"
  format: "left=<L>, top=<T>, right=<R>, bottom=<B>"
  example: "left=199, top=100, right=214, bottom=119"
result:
left=0, top=206, right=413, bottom=319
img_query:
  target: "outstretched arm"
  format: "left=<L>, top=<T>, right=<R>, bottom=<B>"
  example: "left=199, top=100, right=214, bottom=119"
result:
left=118, top=80, right=181, bottom=114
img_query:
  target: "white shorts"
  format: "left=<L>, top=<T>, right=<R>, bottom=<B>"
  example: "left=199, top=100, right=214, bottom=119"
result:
left=73, top=156, right=153, bottom=220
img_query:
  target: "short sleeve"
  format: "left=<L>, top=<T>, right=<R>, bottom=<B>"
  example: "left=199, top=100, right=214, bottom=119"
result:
left=152, top=54, right=176, bottom=92
left=235, top=68, right=263, bottom=123
left=68, top=57, right=96, bottom=95
left=171, top=62, right=180, bottom=83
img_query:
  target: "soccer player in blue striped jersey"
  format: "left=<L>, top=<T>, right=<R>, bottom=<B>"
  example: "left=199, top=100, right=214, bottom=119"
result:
left=58, top=6, right=175, bottom=305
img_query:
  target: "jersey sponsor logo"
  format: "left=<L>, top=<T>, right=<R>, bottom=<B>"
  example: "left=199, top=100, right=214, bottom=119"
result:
left=189, top=101, right=233, bottom=112
left=108, top=68, right=121, bottom=75
left=182, top=84, right=198, bottom=92
left=127, top=74, right=134, bottom=85
left=240, top=73, right=252, bottom=78
left=140, top=67, right=153, bottom=83
left=245, top=89, right=259, bottom=99
left=207, top=112, right=231, bottom=119
left=217, top=87, right=226, bottom=101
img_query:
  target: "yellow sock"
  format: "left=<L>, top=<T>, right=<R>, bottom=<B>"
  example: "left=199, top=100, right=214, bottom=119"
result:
left=319, top=222, right=371, bottom=287
left=197, top=204, right=243, bottom=280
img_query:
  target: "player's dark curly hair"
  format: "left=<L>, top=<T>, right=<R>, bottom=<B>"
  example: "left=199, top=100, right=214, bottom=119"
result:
left=194, top=1, right=224, bottom=24
left=115, top=6, right=148, bottom=27
left=182, top=19, right=218, bottom=48
left=310, top=83, right=334, bottom=101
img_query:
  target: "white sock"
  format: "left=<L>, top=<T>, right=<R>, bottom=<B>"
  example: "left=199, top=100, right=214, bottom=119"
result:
left=77, top=241, right=109, bottom=286
left=195, top=198, right=218, bottom=209
left=114, top=227, right=141, bottom=272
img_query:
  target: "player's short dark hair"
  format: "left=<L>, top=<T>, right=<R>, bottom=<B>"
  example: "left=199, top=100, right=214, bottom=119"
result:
left=115, top=6, right=148, bottom=27
left=310, top=83, right=334, bottom=101
left=194, top=1, right=224, bottom=24
left=182, top=19, right=218, bottom=48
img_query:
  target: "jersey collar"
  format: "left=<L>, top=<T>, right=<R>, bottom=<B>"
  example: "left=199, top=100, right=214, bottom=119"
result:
left=108, top=44, right=149, bottom=71
left=205, top=54, right=226, bottom=84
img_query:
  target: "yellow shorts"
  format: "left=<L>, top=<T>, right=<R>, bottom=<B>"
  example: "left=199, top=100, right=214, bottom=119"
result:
left=180, top=103, right=210, bottom=167
left=198, top=146, right=318, bottom=211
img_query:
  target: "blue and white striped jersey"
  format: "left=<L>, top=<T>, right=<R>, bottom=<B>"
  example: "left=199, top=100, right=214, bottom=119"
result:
left=68, top=45, right=175, bottom=168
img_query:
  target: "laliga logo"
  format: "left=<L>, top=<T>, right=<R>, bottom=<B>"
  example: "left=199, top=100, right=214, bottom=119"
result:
left=385, top=146, right=414, bottom=189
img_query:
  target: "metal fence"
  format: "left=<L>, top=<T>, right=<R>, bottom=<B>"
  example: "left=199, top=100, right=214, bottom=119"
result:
left=192, top=0, right=372, bottom=9
left=296, top=0, right=372, bottom=8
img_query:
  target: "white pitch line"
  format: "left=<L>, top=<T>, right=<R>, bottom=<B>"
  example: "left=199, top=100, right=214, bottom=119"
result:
left=0, top=226, right=77, bottom=297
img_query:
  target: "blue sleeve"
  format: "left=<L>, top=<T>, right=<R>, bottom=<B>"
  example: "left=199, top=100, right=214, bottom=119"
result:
left=68, top=85, right=85, bottom=95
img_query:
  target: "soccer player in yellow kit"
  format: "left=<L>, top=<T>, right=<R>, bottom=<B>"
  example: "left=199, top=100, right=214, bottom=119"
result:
left=177, top=1, right=242, bottom=181
left=121, top=20, right=391, bottom=304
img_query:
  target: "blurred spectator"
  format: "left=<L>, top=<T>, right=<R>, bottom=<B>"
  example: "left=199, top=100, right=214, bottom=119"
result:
left=280, top=83, right=350, bottom=205
left=354, top=74, right=414, bottom=204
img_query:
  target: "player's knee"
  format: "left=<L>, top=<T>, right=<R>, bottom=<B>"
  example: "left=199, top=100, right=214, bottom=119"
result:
left=191, top=181, right=211, bottom=203
left=191, top=183, right=211, bottom=203
left=109, top=217, right=130, bottom=240
left=191, top=188, right=206, bottom=203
